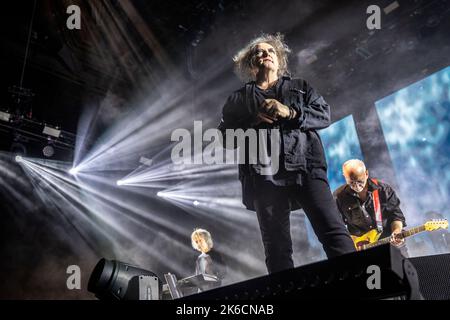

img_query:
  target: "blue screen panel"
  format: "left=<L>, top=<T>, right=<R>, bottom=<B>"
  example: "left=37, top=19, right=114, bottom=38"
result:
left=319, top=115, right=364, bottom=192
left=376, top=66, right=450, bottom=255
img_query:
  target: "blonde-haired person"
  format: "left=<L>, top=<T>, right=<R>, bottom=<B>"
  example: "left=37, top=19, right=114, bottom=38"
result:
left=191, top=228, right=225, bottom=286
left=218, top=33, right=355, bottom=274
left=191, top=228, right=213, bottom=255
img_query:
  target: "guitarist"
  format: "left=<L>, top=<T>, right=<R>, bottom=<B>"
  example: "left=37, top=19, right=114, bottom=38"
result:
left=333, top=159, right=407, bottom=254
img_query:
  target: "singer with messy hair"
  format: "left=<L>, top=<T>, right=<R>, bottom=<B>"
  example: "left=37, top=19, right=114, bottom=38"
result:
left=218, top=33, right=355, bottom=274
left=233, top=33, right=291, bottom=82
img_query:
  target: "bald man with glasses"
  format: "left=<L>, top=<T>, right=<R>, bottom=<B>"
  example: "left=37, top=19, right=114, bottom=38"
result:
left=333, top=159, right=407, bottom=252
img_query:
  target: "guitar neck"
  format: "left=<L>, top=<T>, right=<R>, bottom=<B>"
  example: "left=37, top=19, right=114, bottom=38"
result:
left=364, top=225, right=426, bottom=250
left=402, top=225, right=426, bottom=238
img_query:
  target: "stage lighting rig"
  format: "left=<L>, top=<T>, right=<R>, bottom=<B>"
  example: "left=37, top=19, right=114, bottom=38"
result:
left=42, top=143, right=55, bottom=158
left=0, top=114, right=77, bottom=161
left=8, top=85, right=35, bottom=118
left=88, top=258, right=161, bottom=300
left=139, top=156, right=153, bottom=167
left=0, top=110, right=11, bottom=122
left=10, top=138, right=28, bottom=158
left=42, top=125, right=61, bottom=139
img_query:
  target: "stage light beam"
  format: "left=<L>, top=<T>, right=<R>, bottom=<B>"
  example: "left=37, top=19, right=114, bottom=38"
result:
left=69, top=167, right=79, bottom=175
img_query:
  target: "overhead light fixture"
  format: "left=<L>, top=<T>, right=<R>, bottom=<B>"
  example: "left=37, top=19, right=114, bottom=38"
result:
left=43, top=125, right=61, bottom=138
left=139, top=156, right=153, bottom=167
left=0, top=111, right=11, bottom=122
left=88, top=258, right=161, bottom=300
left=42, top=144, right=55, bottom=158
left=117, top=180, right=125, bottom=186
left=10, top=142, right=27, bottom=158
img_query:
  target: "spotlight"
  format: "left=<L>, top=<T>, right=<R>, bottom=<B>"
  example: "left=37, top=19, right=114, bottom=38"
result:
left=117, top=180, right=125, bottom=186
left=0, top=110, right=11, bottom=122
left=193, top=200, right=200, bottom=206
left=139, top=156, right=153, bottom=167
left=43, top=125, right=61, bottom=138
left=88, top=258, right=161, bottom=300
left=15, top=155, right=23, bottom=163
left=157, top=191, right=163, bottom=197
left=69, top=167, right=79, bottom=175
left=10, top=142, right=27, bottom=157
left=42, top=144, right=55, bottom=158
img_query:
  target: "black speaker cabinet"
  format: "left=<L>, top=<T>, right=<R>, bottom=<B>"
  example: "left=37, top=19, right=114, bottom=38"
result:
left=408, top=254, right=450, bottom=300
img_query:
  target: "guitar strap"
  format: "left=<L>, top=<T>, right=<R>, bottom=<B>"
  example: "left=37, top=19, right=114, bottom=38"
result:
left=372, top=179, right=383, bottom=233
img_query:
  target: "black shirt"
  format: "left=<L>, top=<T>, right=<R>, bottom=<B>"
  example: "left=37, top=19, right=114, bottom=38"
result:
left=333, top=178, right=407, bottom=238
left=250, top=79, right=327, bottom=186
left=218, top=77, right=331, bottom=210
left=195, top=249, right=226, bottom=280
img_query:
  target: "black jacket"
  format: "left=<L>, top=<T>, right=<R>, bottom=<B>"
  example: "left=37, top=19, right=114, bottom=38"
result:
left=218, top=77, right=331, bottom=210
left=333, top=178, right=407, bottom=237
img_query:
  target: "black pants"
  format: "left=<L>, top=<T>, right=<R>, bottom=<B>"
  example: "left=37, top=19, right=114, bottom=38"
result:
left=253, top=176, right=355, bottom=274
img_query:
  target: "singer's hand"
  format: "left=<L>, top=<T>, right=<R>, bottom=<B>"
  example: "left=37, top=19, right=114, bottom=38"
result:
left=260, top=99, right=290, bottom=120
left=252, top=112, right=278, bottom=125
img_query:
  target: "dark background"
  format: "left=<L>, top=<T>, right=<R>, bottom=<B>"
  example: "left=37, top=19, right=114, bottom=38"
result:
left=0, top=0, right=449, bottom=299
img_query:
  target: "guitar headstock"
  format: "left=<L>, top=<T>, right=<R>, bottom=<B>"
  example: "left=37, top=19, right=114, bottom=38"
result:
left=424, top=219, right=449, bottom=231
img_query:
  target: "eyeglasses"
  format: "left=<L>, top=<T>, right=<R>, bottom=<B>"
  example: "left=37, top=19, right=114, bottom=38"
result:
left=346, top=179, right=366, bottom=184
left=344, top=175, right=367, bottom=187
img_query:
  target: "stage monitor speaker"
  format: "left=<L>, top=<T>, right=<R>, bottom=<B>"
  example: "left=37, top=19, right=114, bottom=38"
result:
left=408, top=253, right=450, bottom=300
left=184, top=244, right=423, bottom=300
